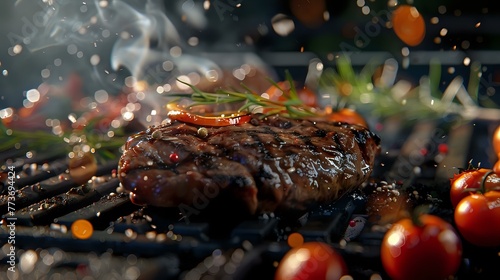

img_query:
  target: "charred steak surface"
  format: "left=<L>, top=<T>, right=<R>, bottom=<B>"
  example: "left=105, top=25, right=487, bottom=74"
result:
left=118, top=114, right=381, bottom=215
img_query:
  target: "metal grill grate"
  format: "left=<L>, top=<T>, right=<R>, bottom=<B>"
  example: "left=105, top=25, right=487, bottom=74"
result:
left=1, top=119, right=499, bottom=280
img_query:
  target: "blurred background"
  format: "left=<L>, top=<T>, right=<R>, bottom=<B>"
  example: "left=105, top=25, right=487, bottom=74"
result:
left=0, top=0, right=499, bottom=117
left=1, top=2, right=500, bottom=279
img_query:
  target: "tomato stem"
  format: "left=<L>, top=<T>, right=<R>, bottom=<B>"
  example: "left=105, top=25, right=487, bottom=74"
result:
left=480, top=170, right=495, bottom=194
left=411, top=204, right=431, bottom=227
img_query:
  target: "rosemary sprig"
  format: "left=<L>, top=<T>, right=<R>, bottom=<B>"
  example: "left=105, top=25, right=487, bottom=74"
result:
left=170, top=70, right=319, bottom=119
left=0, top=123, right=63, bottom=153
left=0, top=120, right=126, bottom=162
left=319, top=55, right=500, bottom=123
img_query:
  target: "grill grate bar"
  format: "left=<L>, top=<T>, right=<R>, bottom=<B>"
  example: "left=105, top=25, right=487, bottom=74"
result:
left=56, top=194, right=138, bottom=230
left=12, top=158, right=68, bottom=189
left=0, top=159, right=118, bottom=215
left=230, top=218, right=279, bottom=243
left=1, top=225, right=180, bottom=257
left=13, top=178, right=120, bottom=226
left=2, top=119, right=499, bottom=279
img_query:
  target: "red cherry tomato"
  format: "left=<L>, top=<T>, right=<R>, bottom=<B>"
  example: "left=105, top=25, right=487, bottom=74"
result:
left=290, top=0, right=326, bottom=28
left=167, top=110, right=251, bottom=127
left=392, top=5, right=426, bottom=46
left=454, top=190, right=500, bottom=247
left=265, top=81, right=318, bottom=107
left=275, top=242, right=348, bottom=280
left=449, top=168, right=499, bottom=208
left=296, top=87, right=318, bottom=108
left=381, top=214, right=462, bottom=280
left=265, top=81, right=289, bottom=102
left=491, top=125, right=500, bottom=174
left=325, top=108, right=368, bottom=128
left=493, top=125, right=500, bottom=155
left=494, top=159, right=500, bottom=174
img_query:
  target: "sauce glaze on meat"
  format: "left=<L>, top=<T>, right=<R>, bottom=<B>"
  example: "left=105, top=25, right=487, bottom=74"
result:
left=118, top=114, right=381, bottom=216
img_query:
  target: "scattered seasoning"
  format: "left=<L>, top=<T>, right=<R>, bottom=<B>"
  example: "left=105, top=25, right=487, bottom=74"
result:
left=82, top=183, right=92, bottom=193
left=31, top=183, right=43, bottom=193
left=169, top=152, right=179, bottom=163
left=151, top=130, right=162, bottom=139
left=197, top=127, right=209, bottom=138
left=250, top=118, right=260, bottom=126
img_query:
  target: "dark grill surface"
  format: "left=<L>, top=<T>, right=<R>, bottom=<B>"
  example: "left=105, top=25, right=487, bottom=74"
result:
left=1, top=119, right=500, bottom=280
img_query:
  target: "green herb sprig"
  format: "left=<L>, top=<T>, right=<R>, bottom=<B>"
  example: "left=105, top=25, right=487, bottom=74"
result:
left=0, top=119, right=126, bottom=162
left=170, top=70, right=320, bottom=119
left=319, top=55, right=500, bottom=123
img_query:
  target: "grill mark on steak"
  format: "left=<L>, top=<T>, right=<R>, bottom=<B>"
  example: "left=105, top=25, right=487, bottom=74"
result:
left=118, top=114, right=381, bottom=217
left=315, top=129, right=328, bottom=138
left=295, top=132, right=319, bottom=154
left=247, top=130, right=274, bottom=161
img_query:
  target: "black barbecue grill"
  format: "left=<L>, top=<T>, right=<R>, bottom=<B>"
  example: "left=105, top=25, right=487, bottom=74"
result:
left=3, top=0, right=500, bottom=277
left=1, top=117, right=499, bottom=280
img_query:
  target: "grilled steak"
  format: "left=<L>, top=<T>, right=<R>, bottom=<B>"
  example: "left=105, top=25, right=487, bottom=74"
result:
left=118, top=114, right=380, bottom=217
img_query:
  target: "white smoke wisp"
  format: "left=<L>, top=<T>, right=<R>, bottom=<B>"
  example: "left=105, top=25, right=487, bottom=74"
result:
left=18, top=0, right=221, bottom=88
left=101, top=0, right=212, bottom=81
left=12, top=0, right=279, bottom=130
left=13, top=0, right=226, bottom=128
